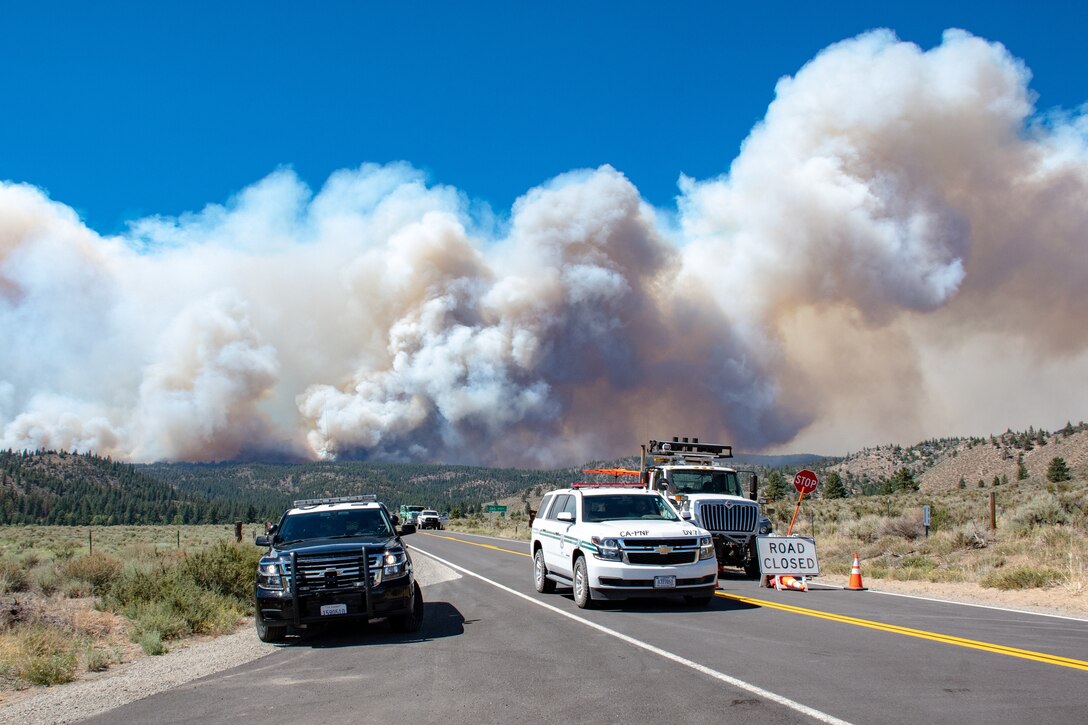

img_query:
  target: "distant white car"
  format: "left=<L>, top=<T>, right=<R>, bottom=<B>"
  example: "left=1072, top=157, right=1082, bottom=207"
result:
left=418, top=510, right=443, bottom=530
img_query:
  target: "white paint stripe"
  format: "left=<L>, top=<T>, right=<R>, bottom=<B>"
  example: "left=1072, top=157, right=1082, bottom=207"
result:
left=811, top=583, right=1088, bottom=622
left=412, top=545, right=854, bottom=725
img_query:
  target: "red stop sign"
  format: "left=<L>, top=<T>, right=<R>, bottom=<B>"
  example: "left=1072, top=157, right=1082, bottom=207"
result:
left=793, top=469, right=819, bottom=494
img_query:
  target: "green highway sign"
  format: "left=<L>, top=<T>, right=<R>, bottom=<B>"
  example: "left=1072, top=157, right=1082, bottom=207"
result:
left=486, top=505, right=507, bottom=513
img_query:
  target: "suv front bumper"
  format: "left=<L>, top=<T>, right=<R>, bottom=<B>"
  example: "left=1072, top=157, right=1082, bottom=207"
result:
left=255, top=575, right=413, bottom=627
left=588, top=558, right=718, bottom=600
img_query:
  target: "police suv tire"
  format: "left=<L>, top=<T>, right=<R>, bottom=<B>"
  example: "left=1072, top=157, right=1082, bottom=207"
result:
left=389, top=581, right=424, bottom=634
left=533, top=548, right=556, bottom=593
left=573, top=556, right=594, bottom=609
left=256, top=617, right=286, bottom=643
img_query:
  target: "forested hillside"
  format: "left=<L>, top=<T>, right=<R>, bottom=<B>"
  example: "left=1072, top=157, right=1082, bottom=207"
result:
left=144, top=460, right=578, bottom=517
left=0, top=450, right=270, bottom=525
left=0, top=450, right=578, bottom=525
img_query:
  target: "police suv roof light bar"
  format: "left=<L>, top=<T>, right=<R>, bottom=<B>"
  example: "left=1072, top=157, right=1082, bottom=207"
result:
left=571, top=482, right=647, bottom=489
left=293, top=495, right=378, bottom=507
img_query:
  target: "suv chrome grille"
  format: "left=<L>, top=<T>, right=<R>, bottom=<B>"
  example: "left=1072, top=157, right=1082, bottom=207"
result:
left=621, top=537, right=699, bottom=566
left=287, top=551, right=382, bottom=592
left=697, top=501, right=758, bottom=534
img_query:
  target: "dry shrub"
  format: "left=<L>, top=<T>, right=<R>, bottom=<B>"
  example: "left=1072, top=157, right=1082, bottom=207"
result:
left=880, top=515, right=924, bottom=540
left=62, top=553, right=123, bottom=594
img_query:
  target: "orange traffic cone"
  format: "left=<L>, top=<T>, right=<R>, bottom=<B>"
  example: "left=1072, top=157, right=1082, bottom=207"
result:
left=777, top=575, right=807, bottom=591
left=846, top=553, right=867, bottom=591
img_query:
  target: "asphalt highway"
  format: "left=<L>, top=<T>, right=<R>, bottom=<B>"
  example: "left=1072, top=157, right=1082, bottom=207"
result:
left=82, top=530, right=1088, bottom=725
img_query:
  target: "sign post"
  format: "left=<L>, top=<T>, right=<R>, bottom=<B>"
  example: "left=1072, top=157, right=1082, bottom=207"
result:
left=787, top=470, right=819, bottom=536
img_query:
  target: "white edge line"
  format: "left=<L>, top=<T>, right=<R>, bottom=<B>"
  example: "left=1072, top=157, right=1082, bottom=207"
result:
left=810, top=583, right=1088, bottom=623
left=411, top=544, right=854, bottom=725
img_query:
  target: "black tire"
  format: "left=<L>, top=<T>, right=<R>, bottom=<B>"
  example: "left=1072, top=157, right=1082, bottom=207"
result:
left=743, top=540, right=761, bottom=579
left=684, top=594, right=713, bottom=607
left=255, top=616, right=286, bottom=643
left=389, top=581, right=424, bottom=634
left=533, top=547, right=556, bottom=593
left=573, top=556, right=594, bottom=609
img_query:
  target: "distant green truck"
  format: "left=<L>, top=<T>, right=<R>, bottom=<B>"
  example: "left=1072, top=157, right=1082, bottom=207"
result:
left=398, top=504, right=426, bottom=525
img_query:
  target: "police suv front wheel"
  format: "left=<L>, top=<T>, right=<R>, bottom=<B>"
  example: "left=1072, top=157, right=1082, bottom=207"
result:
left=255, top=617, right=286, bottom=643
left=533, top=548, right=556, bottom=593
left=573, top=556, right=594, bottom=609
left=389, top=582, right=424, bottom=634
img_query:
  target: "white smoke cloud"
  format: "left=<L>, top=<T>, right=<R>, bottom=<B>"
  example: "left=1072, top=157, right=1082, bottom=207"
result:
left=2, top=29, right=1087, bottom=464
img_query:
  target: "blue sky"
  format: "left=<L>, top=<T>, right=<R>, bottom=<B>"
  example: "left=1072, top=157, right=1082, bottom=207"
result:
left=3, top=2, right=1088, bottom=464
left=3, top=2, right=1086, bottom=234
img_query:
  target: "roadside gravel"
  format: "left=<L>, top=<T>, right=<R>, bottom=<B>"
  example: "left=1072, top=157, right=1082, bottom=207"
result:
left=0, top=550, right=460, bottom=725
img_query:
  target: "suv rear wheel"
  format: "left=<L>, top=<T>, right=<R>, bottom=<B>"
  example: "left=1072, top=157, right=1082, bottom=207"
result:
left=573, top=556, right=594, bottom=609
left=533, top=548, right=556, bottom=593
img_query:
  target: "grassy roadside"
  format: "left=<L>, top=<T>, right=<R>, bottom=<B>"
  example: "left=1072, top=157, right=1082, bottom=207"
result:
left=0, top=525, right=263, bottom=693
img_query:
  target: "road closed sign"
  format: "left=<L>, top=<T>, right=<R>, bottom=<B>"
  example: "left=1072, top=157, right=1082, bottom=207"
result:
left=793, top=469, right=819, bottom=495
left=755, top=535, right=820, bottom=576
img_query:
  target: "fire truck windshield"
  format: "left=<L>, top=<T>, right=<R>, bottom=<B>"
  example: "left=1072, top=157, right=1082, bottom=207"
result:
left=670, top=470, right=743, bottom=497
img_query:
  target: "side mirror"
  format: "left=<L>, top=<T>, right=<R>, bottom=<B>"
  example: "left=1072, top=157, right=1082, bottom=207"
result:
left=749, top=474, right=759, bottom=502
left=255, top=534, right=272, bottom=547
left=557, top=511, right=574, bottom=523
left=399, top=523, right=416, bottom=536
left=680, top=510, right=692, bottom=520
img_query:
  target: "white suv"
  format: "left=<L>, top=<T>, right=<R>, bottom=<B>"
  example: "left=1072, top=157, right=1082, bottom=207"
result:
left=531, top=486, right=718, bottom=608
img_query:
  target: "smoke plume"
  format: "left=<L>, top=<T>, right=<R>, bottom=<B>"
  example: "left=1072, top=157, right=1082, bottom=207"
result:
left=2, top=29, right=1087, bottom=465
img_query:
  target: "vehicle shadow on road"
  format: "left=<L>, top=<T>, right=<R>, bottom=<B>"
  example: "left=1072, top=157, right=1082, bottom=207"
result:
left=551, top=590, right=760, bottom=614
left=276, top=601, right=467, bottom=649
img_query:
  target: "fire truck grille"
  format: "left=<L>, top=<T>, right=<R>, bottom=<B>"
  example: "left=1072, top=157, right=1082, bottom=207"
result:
left=697, top=502, right=758, bottom=534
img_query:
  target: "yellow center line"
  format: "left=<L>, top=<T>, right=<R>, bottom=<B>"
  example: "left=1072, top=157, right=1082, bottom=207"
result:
left=419, top=531, right=530, bottom=557
left=716, top=591, right=1088, bottom=671
left=420, top=531, right=1087, bottom=672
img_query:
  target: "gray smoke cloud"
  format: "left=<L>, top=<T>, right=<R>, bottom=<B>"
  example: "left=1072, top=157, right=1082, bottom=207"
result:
left=2, top=29, right=1087, bottom=465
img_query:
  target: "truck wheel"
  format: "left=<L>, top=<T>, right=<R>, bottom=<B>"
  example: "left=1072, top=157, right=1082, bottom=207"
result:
left=255, top=617, right=286, bottom=643
left=534, top=548, right=556, bottom=593
left=744, top=541, right=761, bottom=579
left=573, top=556, right=594, bottom=609
left=389, top=581, right=424, bottom=634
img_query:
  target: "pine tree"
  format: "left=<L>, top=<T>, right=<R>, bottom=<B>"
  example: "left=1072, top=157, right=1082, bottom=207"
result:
left=1046, top=457, right=1071, bottom=483
left=763, top=470, right=786, bottom=500
left=823, top=471, right=847, bottom=499
left=1017, top=453, right=1028, bottom=481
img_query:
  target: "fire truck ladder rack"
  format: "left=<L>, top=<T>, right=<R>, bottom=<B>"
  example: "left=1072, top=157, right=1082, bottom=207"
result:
left=647, top=437, right=733, bottom=466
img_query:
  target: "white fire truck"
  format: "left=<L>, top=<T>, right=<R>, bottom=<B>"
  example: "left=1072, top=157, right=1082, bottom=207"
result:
left=640, top=437, right=771, bottom=578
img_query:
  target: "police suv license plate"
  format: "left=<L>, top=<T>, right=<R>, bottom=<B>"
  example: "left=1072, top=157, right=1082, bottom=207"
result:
left=320, top=603, right=347, bottom=616
left=654, top=575, right=676, bottom=589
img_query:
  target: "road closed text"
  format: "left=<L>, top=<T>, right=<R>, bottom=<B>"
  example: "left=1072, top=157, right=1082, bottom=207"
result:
left=754, top=536, right=821, bottom=576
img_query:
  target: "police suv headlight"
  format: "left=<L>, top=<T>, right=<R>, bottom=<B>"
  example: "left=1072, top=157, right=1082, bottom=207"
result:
left=698, top=536, right=714, bottom=560
left=382, top=548, right=408, bottom=578
left=257, top=560, right=284, bottom=590
left=591, top=537, right=623, bottom=561
left=758, top=518, right=773, bottom=535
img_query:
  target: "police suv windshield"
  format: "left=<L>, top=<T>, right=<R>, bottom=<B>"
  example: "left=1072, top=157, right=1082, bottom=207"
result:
left=669, top=470, right=743, bottom=496
left=276, top=508, right=393, bottom=542
left=583, top=494, right=680, bottom=523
